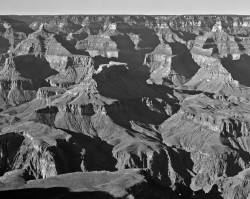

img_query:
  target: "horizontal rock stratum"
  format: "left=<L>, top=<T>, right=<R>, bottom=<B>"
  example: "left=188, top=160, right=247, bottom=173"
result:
left=1, top=15, right=250, bottom=198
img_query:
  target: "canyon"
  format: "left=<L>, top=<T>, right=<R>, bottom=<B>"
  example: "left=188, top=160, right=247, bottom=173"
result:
left=0, top=15, right=250, bottom=198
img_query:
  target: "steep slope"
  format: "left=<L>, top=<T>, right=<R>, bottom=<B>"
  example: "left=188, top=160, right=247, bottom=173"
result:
left=144, top=42, right=199, bottom=86
left=2, top=14, right=250, bottom=198
left=161, top=91, right=250, bottom=192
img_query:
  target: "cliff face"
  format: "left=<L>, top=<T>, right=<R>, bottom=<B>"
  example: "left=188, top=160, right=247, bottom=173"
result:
left=46, top=55, right=94, bottom=87
left=1, top=15, right=250, bottom=198
left=144, top=42, right=200, bottom=86
left=0, top=122, right=70, bottom=178
left=161, top=92, right=250, bottom=193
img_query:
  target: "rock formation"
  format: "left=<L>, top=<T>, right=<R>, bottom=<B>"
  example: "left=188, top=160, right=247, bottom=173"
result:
left=1, top=15, right=250, bottom=198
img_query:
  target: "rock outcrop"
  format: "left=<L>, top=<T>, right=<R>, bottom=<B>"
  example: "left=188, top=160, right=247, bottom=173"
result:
left=161, top=92, right=250, bottom=193
left=144, top=42, right=199, bottom=86
left=2, top=14, right=250, bottom=198
left=0, top=169, right=178, bottom=199
left=0, top=122, right=70, bottom=178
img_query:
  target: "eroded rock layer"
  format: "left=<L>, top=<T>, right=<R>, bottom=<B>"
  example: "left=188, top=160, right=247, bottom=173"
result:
left=1, top=15, right=250, bottom=198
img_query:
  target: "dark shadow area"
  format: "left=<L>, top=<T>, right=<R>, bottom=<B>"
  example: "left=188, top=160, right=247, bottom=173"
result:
left=220, top=133, right=250, bottom=177
left=168, top=148, right=194, bottom=186
left=92, top=55, right=118, bottom=70
left=72, top=30, right=88, bottom=41
left=235, top=37, right=241, bottom=43
left=105, top=99, right=171, bottom=128
left=93, top=64, right=177, bottom=100
left=174, top=89, right=214, bottom=98
left=35, top=106, right=59, bottom=127
left=111, top=34, right=135, bottom=50
left=224, top=154, right=244, bottom=177
left=114, top=25, right=160, bottom=66
left=203, top=38, right=219, bottom=55
left=111, top=34, right=153, bottom=66
left=14, top=55, right=58, bottom=87
left=36, top=106, right=59, bottom=114
left=54, top=35, right=89, bottom=55
left=94, top=65, right=180, bottom=130
left=174, top=183, right=193, bottom=199
left=172, top=183, right=223, bottom=199
left=136, top=180, right=179, bottom=199
left=56, top=128, right=117, bottom=172
left=0, top=24, right=6, bottom=34
left=168, top=42, right=200, bottom=79
left=0, top=133, right=24, bottom=175
left=0, top=36, right=10, bottom=54
left=238, top=43, right=246, bottom=51
left=87, top=22, right=103, bottom=35
left=235, top=37, right=246, bottom=51
left=221, top=118, right=244, bottom=138
left=192, top=185, right=223, bottom=199
left=119, top=49, right=153, bottom=67
left=137, top=31, right=159, bottom=49
left=132, top=64, right=152, bottom=81
left=0, top=187, right=114, bottom=199
left=221, top=54, right=250, bottom=86
left=1, top=16, right=34, bottom=35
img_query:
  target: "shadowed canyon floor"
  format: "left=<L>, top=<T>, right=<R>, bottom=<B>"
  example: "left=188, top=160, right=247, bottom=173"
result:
left=1, top=15, right=250, bottom=198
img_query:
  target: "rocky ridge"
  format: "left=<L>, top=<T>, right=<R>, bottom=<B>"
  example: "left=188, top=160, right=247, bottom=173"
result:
left=1, top=15, right=250, bottom=198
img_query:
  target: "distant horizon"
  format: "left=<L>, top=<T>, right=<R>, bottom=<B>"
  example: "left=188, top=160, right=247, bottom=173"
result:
left=1, top=0, right=250, bottom=16
left=1, top=14, right=250, bottom=16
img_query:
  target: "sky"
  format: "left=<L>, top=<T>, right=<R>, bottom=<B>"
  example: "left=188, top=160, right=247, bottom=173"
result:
left=1, top=0, right=250, bottom=15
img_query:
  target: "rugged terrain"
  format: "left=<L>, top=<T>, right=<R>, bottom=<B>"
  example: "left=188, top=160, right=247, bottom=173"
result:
left=1, top=15, right=250, bottom=198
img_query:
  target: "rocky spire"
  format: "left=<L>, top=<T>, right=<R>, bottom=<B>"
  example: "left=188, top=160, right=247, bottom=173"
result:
left=6, top=26, right=15, bottom=69
left=39, top=23, right=45, bottom=31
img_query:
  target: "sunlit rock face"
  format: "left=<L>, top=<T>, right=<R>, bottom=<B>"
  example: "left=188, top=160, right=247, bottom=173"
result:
left=76, top=34, right=119, bottom=58
left=144, top=42, right=199, bottom=86
left=2, top=15, right=250, bottom=198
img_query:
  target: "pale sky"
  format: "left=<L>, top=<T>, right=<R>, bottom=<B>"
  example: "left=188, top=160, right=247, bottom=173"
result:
left=1, top=0, right=250, bottom=15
